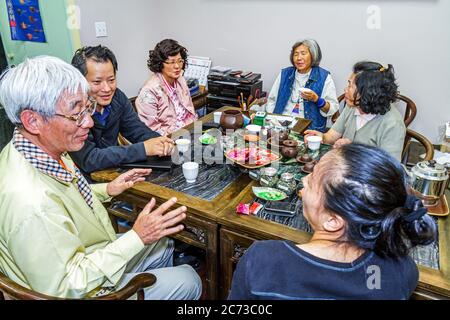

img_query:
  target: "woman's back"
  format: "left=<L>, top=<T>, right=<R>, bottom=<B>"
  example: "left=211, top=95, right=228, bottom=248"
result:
left=229, top=240, right=418, bottom=300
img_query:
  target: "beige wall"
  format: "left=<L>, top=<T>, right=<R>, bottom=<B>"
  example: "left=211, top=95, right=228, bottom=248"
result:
left=76, top=0, right=450, bottom=143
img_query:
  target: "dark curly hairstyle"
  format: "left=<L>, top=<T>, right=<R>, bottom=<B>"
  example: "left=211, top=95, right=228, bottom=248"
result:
left=318, top=143, right=436, bottom=258
left=147, top=39, right=188, bottom=73
left=71, top=45, right=118, bottom=76
left=352, top=61, right=398, bottom=115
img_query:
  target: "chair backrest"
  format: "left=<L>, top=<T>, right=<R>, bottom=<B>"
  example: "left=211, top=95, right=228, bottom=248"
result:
left=0, top=270, right=156, bottom=300
left=118, top=133, right=131, bottom=146
left=395, top=94, right=417, bottom=127
left=331, top=93, right=345, bottom=124
left=129, top=96, right=138, bottom=113
left=401, top=128, right=434, bottom=167
left=333, top=93, right=417, bottom=127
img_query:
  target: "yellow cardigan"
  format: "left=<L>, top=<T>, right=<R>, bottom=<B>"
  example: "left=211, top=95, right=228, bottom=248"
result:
left=0, top=142, right=145, bottom=298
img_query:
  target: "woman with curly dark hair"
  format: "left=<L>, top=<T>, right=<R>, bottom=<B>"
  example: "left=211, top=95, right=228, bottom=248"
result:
left=136, top=39, right=197, bottom=135
left=304, top=61, right=406, bottom=160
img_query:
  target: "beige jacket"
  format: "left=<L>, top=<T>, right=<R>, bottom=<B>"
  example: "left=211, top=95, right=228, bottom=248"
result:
left=0, top=143, right=145, bottom=298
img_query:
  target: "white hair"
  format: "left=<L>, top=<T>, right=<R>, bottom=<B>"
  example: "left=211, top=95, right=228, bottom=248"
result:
left=291, top=39, right=323, bottom=67
left=0, top=55, right=89, bottom=125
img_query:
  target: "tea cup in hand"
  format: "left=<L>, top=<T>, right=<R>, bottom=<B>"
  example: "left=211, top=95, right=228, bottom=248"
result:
left=306, top=135, right=322, bottom=151
left=299, top=87, right=313, bottom=94
left=175, top=138, right=190, bottom=153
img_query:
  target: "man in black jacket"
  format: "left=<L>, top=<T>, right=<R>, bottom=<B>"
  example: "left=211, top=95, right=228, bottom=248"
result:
left=69, top=45, right=174, bottom=178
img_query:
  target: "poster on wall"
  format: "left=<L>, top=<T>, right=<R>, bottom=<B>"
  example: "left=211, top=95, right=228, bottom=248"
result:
left=6, top=0, right=46, bottom=43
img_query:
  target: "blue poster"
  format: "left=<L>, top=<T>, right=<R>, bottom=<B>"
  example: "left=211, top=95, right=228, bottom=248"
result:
left=6, top=0, right=46, bottom=43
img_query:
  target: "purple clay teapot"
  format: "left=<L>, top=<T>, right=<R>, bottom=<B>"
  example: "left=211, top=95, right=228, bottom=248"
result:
left=280, top=139, right=299, bottom=158
left=220, top=109, right=244, bottom=130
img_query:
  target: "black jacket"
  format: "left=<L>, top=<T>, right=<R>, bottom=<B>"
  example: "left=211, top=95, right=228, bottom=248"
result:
left=70, top=88, right=159, bottom=175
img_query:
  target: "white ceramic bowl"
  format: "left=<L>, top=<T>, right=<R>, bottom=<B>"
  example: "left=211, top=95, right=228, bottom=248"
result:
left=245, top=124, right=262, bottom=135
left=306, top=135, right=322, bottom=150
left=213, top=112, right=222, bottom=124
left=175, top=138, right=190, bottom=153
left=182, top=161, right=199, bottom=183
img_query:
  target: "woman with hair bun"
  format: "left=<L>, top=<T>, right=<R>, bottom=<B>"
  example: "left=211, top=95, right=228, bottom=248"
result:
left=229, top=143, right=436, bottom=300
left=136, top=39, right=197, bottom=136
left=305, top=61, right=406, bottom=160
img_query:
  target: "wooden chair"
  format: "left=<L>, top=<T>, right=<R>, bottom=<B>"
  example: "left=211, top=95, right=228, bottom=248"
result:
left=331, top=93, right=346, bottom=124
left=401, top=128, right=434, bottom=167
left=118, top=133, right=131, bottom=146
left=0, top=271, right=156, bottom=300
left=396, top=94, right=417, bottom=127
left=332, top=93, right=417, bottom=127
left=129, top=96, right=138, bottom=113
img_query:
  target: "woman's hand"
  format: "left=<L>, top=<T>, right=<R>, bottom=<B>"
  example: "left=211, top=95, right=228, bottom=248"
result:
left=106, top=168, right=152, bottom=197
left=303, top=130, right=324, bottom=148
left=305, top=128, right=341, bottom=146
left=301, top=90, right=319, bottom=102
left=333, top=138, right=352, bottom=149
left=304, top=130, right=324, bottom=140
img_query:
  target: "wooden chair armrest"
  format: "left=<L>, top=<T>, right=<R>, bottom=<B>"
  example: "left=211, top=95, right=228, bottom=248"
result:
left=95, top=273, right=156, bottom=300
left=0, top=273, right=58, bottom=300
left=407, top=129, right=434, bottom=161
left=0, top=272, right=156, bottom=300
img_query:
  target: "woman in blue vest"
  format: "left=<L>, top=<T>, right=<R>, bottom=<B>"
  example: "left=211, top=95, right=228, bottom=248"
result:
left=265, top=39, right=338, bottom=132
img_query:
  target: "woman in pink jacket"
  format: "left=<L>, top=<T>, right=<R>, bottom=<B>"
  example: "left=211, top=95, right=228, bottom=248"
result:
left=136, top=39, right=198, bottom=136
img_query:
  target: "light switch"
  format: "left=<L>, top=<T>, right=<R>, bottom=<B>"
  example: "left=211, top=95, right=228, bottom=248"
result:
left=95, top=21, right=107, bottom=37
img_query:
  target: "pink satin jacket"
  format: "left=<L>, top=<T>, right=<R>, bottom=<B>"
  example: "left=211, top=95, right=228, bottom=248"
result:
left=136, top=73, right=197, bottom=136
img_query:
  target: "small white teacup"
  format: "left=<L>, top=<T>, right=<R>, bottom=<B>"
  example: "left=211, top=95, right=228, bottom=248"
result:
left=306, top=135, right=322, bottom=151
left=182, top=162, right=199, bottom=183
left=176, top=138, right=190, bottom=153
left=299, top=87, right=313, bottom=94
left=245, top=124, right=262, bottom=135
left=214, top=112, right=222, bottom=124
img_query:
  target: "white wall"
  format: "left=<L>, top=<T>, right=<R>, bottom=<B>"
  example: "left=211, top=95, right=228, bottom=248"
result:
left=76, top=0, right=450, bottom=143
left=76, top=0, right=161, bottom=96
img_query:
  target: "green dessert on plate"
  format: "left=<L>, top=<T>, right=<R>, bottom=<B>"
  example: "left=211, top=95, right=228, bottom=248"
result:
left=252, top=187, right=287, bottom=201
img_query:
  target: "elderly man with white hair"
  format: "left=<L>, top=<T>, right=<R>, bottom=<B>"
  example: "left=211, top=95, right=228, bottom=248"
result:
left=0, top=56, right=201, bottom=299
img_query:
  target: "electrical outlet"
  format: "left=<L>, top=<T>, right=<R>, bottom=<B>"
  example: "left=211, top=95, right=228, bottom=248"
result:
left=95, top=21, right=107, bottom=37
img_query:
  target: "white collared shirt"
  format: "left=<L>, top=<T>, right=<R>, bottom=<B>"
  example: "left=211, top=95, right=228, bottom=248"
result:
left=354, top=108, right=377, bottom=130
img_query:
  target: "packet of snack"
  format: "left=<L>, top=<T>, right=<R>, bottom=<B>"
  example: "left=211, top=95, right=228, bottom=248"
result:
left=249, top=202, right=263, bottom=215
left=236, top=203, right=250, bottom=215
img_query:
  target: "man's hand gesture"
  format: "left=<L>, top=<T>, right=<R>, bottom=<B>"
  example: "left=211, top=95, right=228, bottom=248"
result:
left=133, top=197, right=186, bottom=245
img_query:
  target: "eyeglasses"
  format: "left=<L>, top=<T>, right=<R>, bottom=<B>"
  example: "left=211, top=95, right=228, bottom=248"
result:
left=163, top=59, right=185, bottom=67
left=54, top=98, right=97, bottom=126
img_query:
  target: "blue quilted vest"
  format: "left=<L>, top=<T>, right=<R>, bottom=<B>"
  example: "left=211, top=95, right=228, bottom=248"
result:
left=273, top=66, right=329, bottom=132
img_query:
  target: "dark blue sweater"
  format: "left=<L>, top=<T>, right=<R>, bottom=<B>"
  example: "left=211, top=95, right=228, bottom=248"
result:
left=228, top=240, right=418, bottom=300
left=70, top=88, right=159, bottom=175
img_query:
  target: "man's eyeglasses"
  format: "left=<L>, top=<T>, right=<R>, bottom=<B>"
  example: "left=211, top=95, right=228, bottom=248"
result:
left=163, top=59, right=185, bottom=67
left=54, top=98, right=97, bottom=126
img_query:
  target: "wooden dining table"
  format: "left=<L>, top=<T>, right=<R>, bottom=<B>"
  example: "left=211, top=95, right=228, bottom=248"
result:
left=91, top=106, right=450, bottom=300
